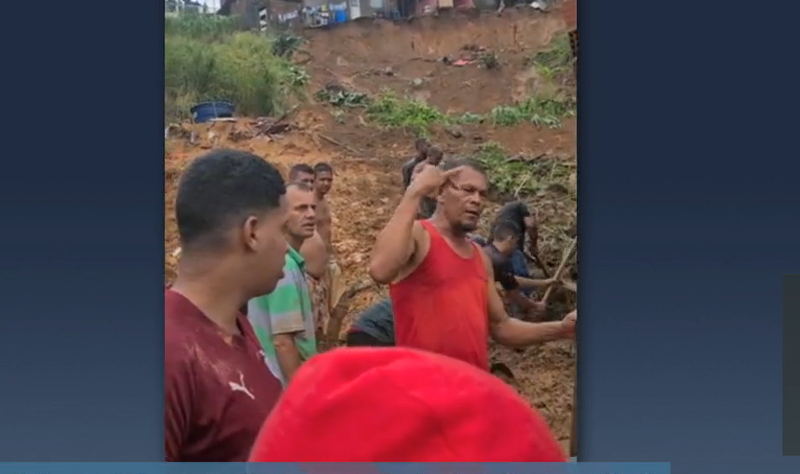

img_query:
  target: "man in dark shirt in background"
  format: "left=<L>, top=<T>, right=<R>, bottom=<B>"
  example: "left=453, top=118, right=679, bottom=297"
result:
left=165, top=149, right=286, bottom=462
left=403, top=145, right=444, bottom=219
left=492, top=201, right=545, bottom=295
left=401, top=138, right=431, bottom=189
left=346, top=297, right=395, bottom=347
left=483, top=220, right=554, bottom=320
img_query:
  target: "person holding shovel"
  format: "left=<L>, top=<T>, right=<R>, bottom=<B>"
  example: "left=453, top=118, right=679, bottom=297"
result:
left=493, top=201, right=545, bottom=291
left=369, top=157, right=575, bottom=371
left=483, top=220, right=557, bottom=321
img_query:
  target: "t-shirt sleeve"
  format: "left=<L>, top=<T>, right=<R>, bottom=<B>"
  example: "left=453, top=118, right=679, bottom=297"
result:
left=492, top=257, right=520, bottom=291
left=250, top=293, right=305, bottom=336
left=164, top=345, right=193, bottom=462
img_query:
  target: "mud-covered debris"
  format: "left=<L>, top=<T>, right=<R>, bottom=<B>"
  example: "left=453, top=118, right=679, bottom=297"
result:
left=315, top=83, right=370, bottom=108
left=383, top=66, right=394, bottom=76
left=253, top=117, right=292, bottom=136
left=546, top=183, right=569, bottom=196
left=228, top=127, right=252, bottom=142
left=462, top=43, right=485, bottom=52
left=227, top=117, right=293, bottom=142
left=506, top=152, right=547, bottom=163
left=490, top=362, right=515, bottom=380
left=445, top=126, right=463, bottom=138
left=530, top=1, right=550, bottom=12
left=411, top=78, right=424, bottom=88
left=165, top=123, right=192, bottom=140
left=479, top=51, right=500, bottom=69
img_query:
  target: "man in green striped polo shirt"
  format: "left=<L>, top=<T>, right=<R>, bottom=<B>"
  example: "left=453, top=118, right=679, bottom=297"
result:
left=248, top=182, right=318, bottom=385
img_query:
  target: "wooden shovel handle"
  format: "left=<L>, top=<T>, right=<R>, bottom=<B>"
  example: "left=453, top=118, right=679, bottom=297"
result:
left=541, top=238, right=577, bottom=304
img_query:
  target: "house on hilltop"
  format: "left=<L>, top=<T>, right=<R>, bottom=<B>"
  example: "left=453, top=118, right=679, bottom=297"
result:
left=219, top=0, right=415, bottom=28
left=166, top=0, right=207, bottom=16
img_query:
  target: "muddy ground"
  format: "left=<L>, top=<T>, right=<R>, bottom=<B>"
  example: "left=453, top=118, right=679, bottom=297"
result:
left=165, top=6, right=576, bottom=452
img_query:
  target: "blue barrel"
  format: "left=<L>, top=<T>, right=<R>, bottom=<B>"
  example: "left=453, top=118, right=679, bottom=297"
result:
left=190, top=101, right=235, bottom=123
left=335, top=10, right=346, bottom=23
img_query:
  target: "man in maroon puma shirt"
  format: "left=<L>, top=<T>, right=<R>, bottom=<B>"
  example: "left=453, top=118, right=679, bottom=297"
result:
left=165, top=149, right=288, bottom=461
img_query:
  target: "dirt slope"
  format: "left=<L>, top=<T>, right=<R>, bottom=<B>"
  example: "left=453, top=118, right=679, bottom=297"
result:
left=165, top=7, right=576, bottom=451
left=304, top=9, right=569, bottom=114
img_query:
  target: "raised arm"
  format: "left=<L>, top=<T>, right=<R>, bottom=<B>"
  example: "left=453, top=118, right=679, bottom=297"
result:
left=481, top=252, right=575, bottom=347
left=369, top=164, right=463, bottom=284
left=367, top=192, right=424, bottom=284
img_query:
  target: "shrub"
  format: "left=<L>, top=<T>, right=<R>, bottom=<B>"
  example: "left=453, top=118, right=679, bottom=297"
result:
left=164, top=15, right=303, bottom=123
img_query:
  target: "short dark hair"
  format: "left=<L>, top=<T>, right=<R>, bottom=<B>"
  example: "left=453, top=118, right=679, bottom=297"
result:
left=492, top=219, right=522, bottom=242
left=286, top=181, right=314, bottom=193
left=289, top=163, right=314, bottom=181
left=427, top=146, right=443, bottom=161
left=314, top=162, right=333, bottom=174
left=440, top=156, right=486, bottom=176
left=415, top=138, right=430, bottom=150
left=176, top=149, right=286, bottom=251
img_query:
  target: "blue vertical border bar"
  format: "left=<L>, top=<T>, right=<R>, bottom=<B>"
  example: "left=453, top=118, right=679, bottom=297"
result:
left=784, top=275, right=800, bottom=456
left=0, top=0, right=165, bottom=463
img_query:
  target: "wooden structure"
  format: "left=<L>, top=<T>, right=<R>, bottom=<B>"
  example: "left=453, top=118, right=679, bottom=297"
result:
left=561, top=0, right=577, bottom=80
left=561, top=3, right=578, bottom=455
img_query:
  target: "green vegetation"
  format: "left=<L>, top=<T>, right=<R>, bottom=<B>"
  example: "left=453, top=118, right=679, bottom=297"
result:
left=318, top=89, right=574, bottom=135
left=366, top=93, right=451, bottom=136
left=164, top=14, right=238, bottom=40
left=528, top=33, right=574, bottom=85
left=164, top=15, right=306, bottom=122
left=490, top=96, right=576, bottom=127
left=314, top=87, right=370, bottom=108
left=474, top=141, right=575, bottom=199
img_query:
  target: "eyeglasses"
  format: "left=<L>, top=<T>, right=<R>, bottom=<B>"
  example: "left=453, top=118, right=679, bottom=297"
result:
left=448, top=181, right=489, bottom=199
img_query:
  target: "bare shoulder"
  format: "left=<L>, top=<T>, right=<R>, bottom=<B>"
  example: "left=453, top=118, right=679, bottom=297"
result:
left=300, top=232, right=328, bottom=279
left=393, top=221, right=431, bottom=282
left=411, top=220, right=431, bottom=255
left=317, top=198, right=331, bottom=215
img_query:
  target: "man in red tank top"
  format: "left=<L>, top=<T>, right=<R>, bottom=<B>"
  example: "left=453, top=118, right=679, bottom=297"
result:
left=368, top=158, right=576, bottom=370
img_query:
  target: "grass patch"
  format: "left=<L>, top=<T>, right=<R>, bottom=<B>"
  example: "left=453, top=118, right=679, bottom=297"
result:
left=164, top=14, right=238, bottom=40
left=315, top=86, right=370, bottom=108
left=317, top=89, right=575, bottom=134
left=474, top=141, right=575, bottom=199
left=528, top=33, right=574, bottom=85
left=164, top=15, right=306, bottom=123
left=490, top=96, right=576, bottom=128
left=366, top=92, right=452, bottom=136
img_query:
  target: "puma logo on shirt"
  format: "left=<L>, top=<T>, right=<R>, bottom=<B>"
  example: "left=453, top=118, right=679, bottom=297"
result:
left=228, top=372, right=255, bottom=400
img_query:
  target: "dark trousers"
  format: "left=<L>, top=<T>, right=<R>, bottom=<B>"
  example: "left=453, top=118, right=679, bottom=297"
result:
left=345, top=330, right=393, bottom=347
